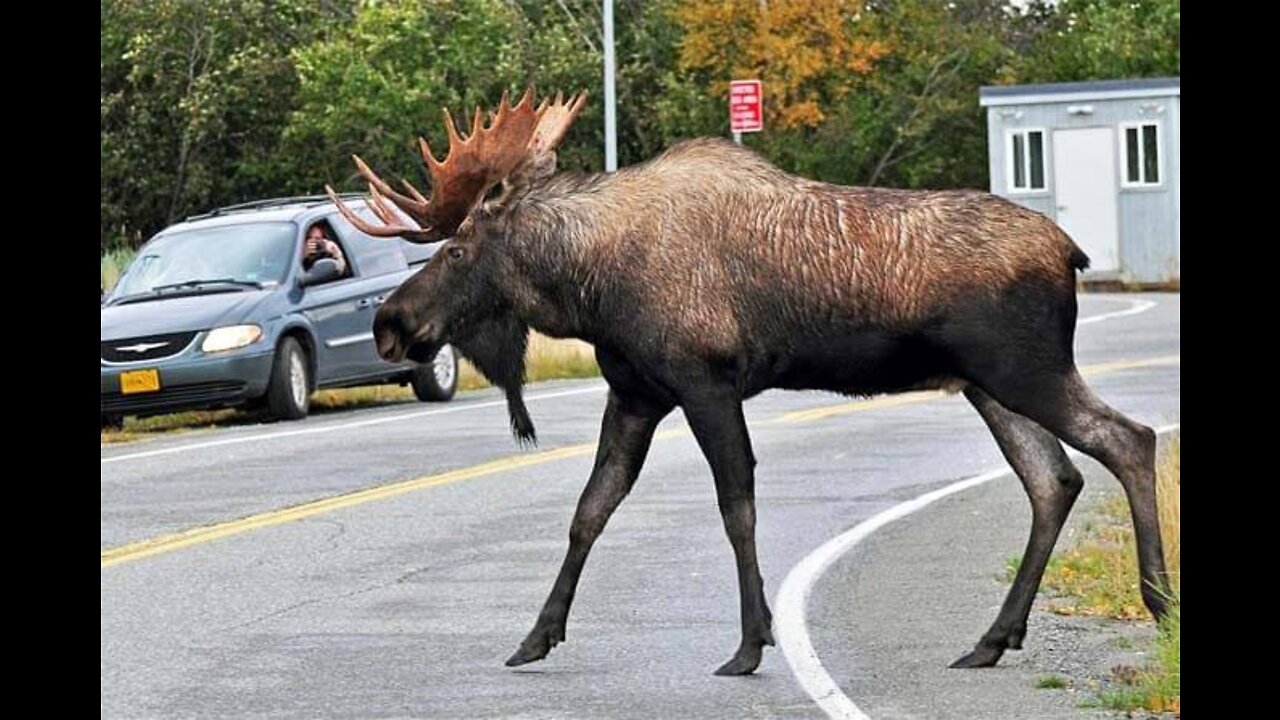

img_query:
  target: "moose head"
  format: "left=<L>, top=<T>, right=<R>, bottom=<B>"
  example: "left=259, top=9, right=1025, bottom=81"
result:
left=328, top=89, right=587, bottom=445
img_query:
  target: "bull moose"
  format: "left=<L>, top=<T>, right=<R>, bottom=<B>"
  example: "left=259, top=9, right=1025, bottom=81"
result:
left=328, top=88, right=1170, bottom=676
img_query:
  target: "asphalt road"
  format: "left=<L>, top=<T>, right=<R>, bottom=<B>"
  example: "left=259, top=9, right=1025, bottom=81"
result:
left=101, top=293, right=1180, bottom=719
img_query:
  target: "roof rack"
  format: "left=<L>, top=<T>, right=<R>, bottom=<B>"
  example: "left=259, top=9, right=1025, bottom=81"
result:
left=185, top=193, right=366, bottom=221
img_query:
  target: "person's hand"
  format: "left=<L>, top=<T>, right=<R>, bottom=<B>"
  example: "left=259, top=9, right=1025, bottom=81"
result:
left=306, top=236, right=321, bottom=256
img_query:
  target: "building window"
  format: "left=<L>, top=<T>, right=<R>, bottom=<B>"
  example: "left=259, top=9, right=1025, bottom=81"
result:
left=1121, top=121, right=1161, bottom=187
left=1006, top=129, right=1046, bottom=193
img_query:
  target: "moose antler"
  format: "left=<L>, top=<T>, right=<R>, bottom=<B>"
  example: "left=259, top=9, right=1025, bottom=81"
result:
left=534, top=92, right=589, bottom=154
left=523, top=90, right=589, bottom=180
left=327, top=87, right=548, bottom=243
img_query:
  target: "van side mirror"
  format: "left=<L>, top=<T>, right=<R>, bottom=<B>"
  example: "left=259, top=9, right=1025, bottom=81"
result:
left=299, top=258, right=341, bottom=287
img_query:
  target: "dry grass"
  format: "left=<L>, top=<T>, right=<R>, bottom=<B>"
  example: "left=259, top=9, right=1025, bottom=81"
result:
left=1157, top=433, right=1180, bottom=592
left=1032, top=432, right=1181, bottom=714
left=523, top=334, right=599, bottom=381
left=100, top=408, right=246, bottom=443
left=1037, top=433, right=1180, bottom=617
left=311, top=385, right=416, bottom=409
left=100, top=334, right=599, bottom=443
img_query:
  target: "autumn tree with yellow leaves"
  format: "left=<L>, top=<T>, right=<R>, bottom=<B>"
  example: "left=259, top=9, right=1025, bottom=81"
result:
left=671, top=1, right=1028, bottom=190
left=673, top=0, right=888, bottom=131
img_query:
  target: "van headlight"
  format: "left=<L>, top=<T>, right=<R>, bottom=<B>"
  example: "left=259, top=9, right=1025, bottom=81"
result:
left=202, top=324, right=263, bottom=353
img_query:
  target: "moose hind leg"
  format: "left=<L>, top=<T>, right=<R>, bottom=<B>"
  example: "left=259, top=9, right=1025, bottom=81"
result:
left=986, top=369, right=1171, bottom=622
left=505, top=390, right=671, bottom=667
left=680, top=384, right=774, bottom=676
left=951, top=386, right=1084, bottom=669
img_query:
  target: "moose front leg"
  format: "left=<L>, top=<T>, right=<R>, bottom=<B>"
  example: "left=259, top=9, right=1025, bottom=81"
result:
left=681, top=383, right=775, bottom=676
left=506, top=389, right=671, bottom=667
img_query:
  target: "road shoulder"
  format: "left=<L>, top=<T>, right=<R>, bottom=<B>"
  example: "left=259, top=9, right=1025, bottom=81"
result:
left=806, top=456, right=1163, bottom=720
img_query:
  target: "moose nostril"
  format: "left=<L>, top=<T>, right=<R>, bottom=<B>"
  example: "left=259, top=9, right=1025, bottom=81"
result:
left=373, top=310, right=407, bottom=361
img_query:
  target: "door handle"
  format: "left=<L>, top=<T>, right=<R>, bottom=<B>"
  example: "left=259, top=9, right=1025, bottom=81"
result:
left=356, top=295, right=386, bottom=310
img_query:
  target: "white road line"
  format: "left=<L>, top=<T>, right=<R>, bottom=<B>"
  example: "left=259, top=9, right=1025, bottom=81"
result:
left=1078, top=298, right=1157, bottom=325
left=775, top=422, right=1181, bottom=719
left=101, top=383, right=607, bottom=465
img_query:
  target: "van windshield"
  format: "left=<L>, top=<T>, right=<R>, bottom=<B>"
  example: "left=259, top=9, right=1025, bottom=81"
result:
left=114, top=222, right=296, bottom=298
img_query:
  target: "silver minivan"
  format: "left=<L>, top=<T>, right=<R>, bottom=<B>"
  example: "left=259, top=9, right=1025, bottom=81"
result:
left=100, top=195, right=457, bottom=427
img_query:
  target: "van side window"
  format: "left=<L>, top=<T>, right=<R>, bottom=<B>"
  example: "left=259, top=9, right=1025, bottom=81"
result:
left=401, top=241, right=436, bottom=267
left=326, top=213, right=410, bottom=277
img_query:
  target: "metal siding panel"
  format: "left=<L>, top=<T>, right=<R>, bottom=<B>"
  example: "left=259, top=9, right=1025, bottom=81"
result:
left=1118, top=192, right=1172, bottom=283
left=1112, top=96, right=1176, bottom=284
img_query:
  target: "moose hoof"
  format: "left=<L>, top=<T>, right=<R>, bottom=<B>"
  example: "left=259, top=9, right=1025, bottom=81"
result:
left=505, top=624, right=565, bottom=667
left=713, top=645, right=763, bottom=676
left=949, top=644, right=1005, bottom=669
left=505, top=646, right=543, bottom=667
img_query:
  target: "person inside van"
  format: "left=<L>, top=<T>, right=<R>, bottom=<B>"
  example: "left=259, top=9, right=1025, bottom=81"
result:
left=303, top=222, right=348, bottom=277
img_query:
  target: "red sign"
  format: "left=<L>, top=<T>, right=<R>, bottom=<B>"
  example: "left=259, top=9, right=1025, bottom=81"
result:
left=729, top=80, right=763, bottom=133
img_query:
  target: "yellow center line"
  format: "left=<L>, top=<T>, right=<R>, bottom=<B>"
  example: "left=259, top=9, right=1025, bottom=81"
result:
left=101, top=442, right=597, bottom=569
left=1079, top=355, right=1180, bottom=376
left=101, top=355, right=1177, bottom=569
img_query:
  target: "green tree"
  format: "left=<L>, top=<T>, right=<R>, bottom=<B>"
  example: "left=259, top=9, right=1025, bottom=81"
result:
left=283, top=0, right=600, bottom=193
left=1015, top=0, right=1180, bottom=83
left=810, top=0, right=1015, bottom=189
left=100, top=0, right=350, bottom=251
left=284, top=0, right=694, bottom=191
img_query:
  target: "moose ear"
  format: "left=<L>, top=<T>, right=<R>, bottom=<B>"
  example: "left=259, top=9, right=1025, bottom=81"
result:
left=488, top=155, right=556, bottom=210
left=490, top=91, right=586, bottom=208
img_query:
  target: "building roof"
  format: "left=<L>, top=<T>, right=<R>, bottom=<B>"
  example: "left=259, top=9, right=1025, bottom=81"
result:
left=979, top=77, right=1180, bottom=107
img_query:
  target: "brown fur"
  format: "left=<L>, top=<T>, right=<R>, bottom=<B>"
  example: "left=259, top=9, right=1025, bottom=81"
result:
left=492, top=138, right=1081, bottom=373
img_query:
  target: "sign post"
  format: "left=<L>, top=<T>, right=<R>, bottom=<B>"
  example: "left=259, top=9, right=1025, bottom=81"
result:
left=729, top=79, right=763, bottom=144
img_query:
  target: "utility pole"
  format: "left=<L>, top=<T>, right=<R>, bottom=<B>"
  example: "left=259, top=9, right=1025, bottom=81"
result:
left=603, top=0, right=617, bottom=172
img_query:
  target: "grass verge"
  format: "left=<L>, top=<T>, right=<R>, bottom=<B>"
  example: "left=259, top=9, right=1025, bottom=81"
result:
left=1023, top=433, right=1180, bottom=713
left=1036, top=675, right=1068, bottom=690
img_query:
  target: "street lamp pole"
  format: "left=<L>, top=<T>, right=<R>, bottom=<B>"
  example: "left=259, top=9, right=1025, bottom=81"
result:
left=603, top=0, right=617, bottom=172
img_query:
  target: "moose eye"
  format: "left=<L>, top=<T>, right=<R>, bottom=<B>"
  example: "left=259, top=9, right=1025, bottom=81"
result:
left=446, top=246, right=465, bottom=262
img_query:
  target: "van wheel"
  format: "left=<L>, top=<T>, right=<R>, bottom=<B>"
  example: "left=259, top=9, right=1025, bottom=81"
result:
left=266, top=336, right=311, bottom=420
left=411, top=344, right=458, bottom=402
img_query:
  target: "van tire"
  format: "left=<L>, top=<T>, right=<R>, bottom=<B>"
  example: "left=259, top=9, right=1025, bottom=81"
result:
left=411, top=344, right=458, bottom=402
left=266, top=337, right=311, bottom=420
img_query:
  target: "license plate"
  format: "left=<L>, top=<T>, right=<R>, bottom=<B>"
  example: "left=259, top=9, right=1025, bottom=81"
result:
left=120, top=369, right=160, bottom=394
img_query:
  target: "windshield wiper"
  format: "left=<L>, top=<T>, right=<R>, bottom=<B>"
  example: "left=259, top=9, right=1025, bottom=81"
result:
left=106, top=291, right=165, bottom=307
left=151, top=278, right=263, bottom=293
left=106, top=278, right=264, bottom=307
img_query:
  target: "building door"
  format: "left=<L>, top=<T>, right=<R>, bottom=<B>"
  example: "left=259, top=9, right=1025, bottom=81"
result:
left=1052, top=127, right=1120, bottom=273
